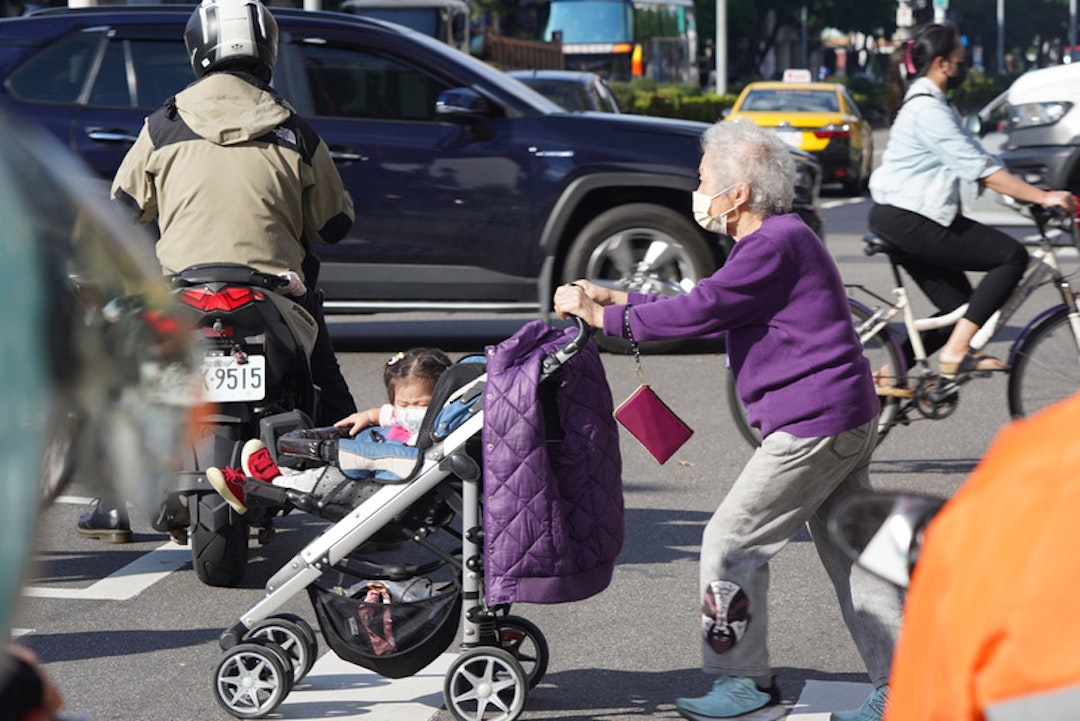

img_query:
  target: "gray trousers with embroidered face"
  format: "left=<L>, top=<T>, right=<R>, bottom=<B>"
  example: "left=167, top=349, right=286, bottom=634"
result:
left=699, top=419, right=901, bottom=687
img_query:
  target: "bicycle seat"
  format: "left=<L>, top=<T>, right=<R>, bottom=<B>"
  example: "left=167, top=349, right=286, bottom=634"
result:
left=862, top=231, right=902, bottom=257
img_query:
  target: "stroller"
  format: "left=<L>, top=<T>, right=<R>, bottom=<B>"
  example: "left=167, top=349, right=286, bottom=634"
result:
left=211, top=318, right=624, bottom=720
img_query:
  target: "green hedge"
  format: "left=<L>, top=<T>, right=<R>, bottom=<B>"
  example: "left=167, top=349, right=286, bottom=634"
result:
left=613, top=71, right=1015, bottom=125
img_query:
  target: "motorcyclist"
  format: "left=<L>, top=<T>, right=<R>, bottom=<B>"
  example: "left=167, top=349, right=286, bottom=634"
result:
left=88, top=0, right=358, bottom=541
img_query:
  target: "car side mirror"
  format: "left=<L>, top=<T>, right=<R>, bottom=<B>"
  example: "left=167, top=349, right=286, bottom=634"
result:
left=827, top=491, right=945, bottom=588
left=436, top=87, right=494, bottom=140
left=436, top=87, right=491, bottom=123
left=963, top=113, right=984, bottom=137
left=721, top=107, right=732, bottom=119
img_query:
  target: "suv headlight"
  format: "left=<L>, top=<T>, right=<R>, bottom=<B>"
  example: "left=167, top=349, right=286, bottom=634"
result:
left=1008, top=101, right=1072, bottom=130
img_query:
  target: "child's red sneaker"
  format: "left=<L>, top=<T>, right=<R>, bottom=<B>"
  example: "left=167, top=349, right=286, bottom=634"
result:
left=241, top=439, right=282, bottom=482
left=206, top=466, right=249, bottom=514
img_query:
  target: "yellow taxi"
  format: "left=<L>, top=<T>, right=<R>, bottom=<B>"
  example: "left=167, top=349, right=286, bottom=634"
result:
left=725, top=71, right=874, bottom=196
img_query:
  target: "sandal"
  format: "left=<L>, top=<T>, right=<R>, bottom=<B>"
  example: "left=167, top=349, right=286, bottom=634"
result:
left=873, top=364, right=913, bottom=399
left=939, top=351, right=1010, bottom=379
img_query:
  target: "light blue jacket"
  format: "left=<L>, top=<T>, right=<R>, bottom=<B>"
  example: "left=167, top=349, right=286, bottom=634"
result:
left=869, top=77, right=1002, bottom=226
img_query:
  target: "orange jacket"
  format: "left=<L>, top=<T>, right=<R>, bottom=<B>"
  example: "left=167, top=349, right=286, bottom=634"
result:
left=884, top=391, right=1080, bottom=721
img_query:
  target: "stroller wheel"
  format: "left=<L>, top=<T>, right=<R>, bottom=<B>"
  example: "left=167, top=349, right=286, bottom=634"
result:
left=444, top=646, right=528, bottom=721
left=213, top=639, right=294, bottom=719
left=248, top=615, right=318, bottom=683
left=495, top=615, right=548, bottom=688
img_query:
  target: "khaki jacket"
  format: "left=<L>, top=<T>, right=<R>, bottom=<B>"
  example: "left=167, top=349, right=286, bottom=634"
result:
left=112, top=72, right=354, bottom=282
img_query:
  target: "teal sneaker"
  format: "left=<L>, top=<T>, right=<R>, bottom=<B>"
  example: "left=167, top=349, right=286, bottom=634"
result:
left=676, top=675, right=779, bottom=719
left=830, top=685, right=887, bottom=721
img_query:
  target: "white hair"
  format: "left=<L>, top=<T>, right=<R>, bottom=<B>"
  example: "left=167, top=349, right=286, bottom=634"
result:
left=700, top=118, right=796, bottom=217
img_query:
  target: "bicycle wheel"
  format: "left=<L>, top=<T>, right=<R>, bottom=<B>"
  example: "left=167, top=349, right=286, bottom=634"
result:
left=727, top=298, right=905, bottom=448
left=1007, top=308, right=1080, bottom=418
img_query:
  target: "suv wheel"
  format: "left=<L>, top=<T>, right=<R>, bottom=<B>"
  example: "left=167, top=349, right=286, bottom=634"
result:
left=562, top=203, right=717, bottom=353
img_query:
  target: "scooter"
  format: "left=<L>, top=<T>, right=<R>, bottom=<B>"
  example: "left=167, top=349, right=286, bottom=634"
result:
left=153, top=263, right=319, bottom=587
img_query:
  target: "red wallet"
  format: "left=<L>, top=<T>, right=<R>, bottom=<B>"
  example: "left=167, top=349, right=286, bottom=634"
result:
left=613, top=383, right=693, bottom=464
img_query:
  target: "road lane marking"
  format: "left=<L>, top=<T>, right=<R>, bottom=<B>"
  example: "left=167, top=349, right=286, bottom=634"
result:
left=265, top=650, right=871, bottom=720
left=819, top=197, right=868, bottom=211
left=22, top=542, right=190, bottom=601
left=272, top=651, right=453, bottom=720
left=55, top=494, right=97, bottom=506
left=791, top=680, right=873, bottom=718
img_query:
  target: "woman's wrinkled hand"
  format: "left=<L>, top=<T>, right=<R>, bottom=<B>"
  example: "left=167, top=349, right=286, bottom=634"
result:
left=553, top=282, right=604, bottom=328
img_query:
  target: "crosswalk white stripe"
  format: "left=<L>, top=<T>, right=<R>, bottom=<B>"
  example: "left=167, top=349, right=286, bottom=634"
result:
left=270, top=652, right=871, bottom=720
left=791, top=680, right=873, bottom=718
left=275, top=651, right=453, bottom=720
left=22, top=543, right=191, bottom=601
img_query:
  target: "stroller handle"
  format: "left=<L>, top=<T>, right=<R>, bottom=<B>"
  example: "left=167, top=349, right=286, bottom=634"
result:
left=540, top=316, right=592, bottom=379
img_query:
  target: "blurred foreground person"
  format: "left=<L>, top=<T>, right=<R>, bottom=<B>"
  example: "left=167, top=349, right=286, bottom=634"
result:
left=885, top=390, right=1080, bottom=721
left=0, top=111, right=196, bottom=720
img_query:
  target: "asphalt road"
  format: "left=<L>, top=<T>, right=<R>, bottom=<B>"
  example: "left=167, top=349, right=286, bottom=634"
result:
left=12, top=189, right=1073, bottom=721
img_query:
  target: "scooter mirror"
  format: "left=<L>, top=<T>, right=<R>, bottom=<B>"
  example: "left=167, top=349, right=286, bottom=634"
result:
left=827, top=492, right=946, bottom=588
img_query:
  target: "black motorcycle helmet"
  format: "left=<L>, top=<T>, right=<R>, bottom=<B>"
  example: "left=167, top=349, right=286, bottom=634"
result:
left=184, top=0, right=279, bottom=82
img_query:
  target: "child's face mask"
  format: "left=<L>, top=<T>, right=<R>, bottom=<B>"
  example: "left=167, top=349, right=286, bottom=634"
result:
left=396, top=406, right=426, bottom=434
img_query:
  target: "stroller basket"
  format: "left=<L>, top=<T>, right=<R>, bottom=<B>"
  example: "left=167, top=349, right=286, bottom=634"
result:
left=308, top=576, right=462, bottom=679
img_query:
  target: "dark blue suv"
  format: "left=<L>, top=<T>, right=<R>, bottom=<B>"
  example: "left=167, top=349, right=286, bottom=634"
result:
left=0, top=6, right=821, bottom=333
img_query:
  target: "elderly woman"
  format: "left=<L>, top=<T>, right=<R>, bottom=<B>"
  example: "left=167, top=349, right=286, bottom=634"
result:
left=554, top=119, right=901, bottom=721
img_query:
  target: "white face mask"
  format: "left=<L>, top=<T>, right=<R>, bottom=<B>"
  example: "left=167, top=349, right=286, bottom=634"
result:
left=692, top=184, right=739, bottom=235
left=395, top=406, right=426, bottom=435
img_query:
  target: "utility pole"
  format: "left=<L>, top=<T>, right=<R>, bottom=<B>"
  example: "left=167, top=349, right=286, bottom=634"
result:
left=715, top=0, right=727, bottom=95
left=800, top=5, right=808, bottom=68
left=997, top=0, right=1004, bottom=72
left=1071, top=0, right=1077, bottom=54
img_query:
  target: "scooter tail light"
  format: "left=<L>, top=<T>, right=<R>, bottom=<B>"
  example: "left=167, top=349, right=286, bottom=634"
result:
left=179, top=287, right=259, bottom=312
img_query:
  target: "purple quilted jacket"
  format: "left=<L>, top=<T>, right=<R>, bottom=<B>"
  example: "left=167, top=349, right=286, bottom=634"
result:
left=482, top=320, right=624, bottom=605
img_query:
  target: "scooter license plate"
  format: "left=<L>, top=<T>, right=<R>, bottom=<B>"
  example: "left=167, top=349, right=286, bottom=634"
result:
left=201, top=354, right=266, bottom=402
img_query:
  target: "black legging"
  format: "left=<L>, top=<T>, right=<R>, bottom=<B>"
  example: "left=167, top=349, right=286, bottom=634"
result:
left=296, top=288, right=358, bottom=426
left=868, top=203, right=1029, bottom=363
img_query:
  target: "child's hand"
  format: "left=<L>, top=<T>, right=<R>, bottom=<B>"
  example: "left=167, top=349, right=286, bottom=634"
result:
left=334, top=409, right=378, bottom=436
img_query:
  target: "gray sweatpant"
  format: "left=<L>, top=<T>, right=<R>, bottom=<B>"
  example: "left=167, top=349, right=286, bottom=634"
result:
left=699, top=419, right=901, bottom=687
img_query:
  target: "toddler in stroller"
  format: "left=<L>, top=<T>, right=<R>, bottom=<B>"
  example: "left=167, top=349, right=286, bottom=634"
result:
left=207, top=348, right=453, bottom=515
left=211, top=319, right=625, bottom=721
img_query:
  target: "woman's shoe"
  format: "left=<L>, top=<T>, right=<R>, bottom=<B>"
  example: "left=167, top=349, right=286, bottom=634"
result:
left=939, top=351, right=1010, bottom=379
left=75, top=500, right=132, bottom=543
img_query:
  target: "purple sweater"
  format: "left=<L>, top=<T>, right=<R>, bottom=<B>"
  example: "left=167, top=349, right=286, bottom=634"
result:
left=603, top=213, right=878, bottom=439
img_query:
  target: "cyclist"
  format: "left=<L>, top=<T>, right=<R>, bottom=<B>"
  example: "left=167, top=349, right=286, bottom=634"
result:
left=92, top=0, right=358, bottom=541
left=869, top=21, right=1075, bottom=380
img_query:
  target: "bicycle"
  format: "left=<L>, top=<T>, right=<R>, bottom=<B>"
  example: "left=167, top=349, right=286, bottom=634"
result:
left=729, top=203, right=1080, bottom=447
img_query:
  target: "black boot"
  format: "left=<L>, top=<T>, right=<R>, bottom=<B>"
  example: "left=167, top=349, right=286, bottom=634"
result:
left=76, top=500, right=132, bottom=543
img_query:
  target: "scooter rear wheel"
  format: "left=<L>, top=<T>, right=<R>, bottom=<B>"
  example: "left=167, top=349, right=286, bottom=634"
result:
left=191, top=491, right=249, bottom=587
